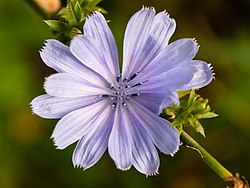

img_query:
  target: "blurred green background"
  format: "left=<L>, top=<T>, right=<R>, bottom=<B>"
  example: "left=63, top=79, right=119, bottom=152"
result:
left=0, top=0, right=250, bottom=187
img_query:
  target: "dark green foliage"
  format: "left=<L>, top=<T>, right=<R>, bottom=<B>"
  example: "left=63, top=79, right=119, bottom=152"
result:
left=44, top=0, right=106, bottom=44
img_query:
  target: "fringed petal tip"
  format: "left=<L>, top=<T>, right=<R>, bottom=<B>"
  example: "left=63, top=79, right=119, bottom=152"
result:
left=169, top=143, right=180, bottom=157
left=39, top=42, right=48, bottom=54
left=165, top=125, right=180, bottom=157
left=203, top=62, right=215, bottom=84
left=39, top=48, right=44, bottom=54
left=86, top=11, right=101, bottom=20
left=73, top=163, right=80, bottom=168
left=146, top=171, right=159, bottom=177
left=72, top=162, right=84, bottom=169
left=208, top=63, right=216, bottom=80
left=41, top=39, right=69, bottom=53
left=51, top=138, right=61, bottom=150
left=141, top=5, right=156, bottom=11
left=192, top=38, right=200, bottom=48
left=40, top=39, right=55, bottom=49
left=30, top=99, right=35, bottom=112
left=30, top=95, right=47, bottom=117
left=160, top=9, right=174, bottom=20
left=176, top=60, right=215, bottom=91
left=50, top=135, right=65, bottom=150
left=39, top=40, right=48, bottom=51
left=116, top=166, right=131, bottom=172
left=139, top=7, right=176, bottom=33
left=30, top=100, right=44, bottom=117
left=72, top=160, right=93, bottom=171
left=72, top=163, right=87, bottom=170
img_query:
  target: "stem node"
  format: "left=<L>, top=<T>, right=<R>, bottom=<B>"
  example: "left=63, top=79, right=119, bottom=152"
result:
left=180, top=131, right=249, bottom=187
left=225, top=173, right=249, bottom=188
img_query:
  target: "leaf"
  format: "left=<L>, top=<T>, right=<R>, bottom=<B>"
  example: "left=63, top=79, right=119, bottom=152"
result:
left=74, top=1, right=83, bottom=22
left=187, top=89, right=199, bottom=107
left=69, top=27, right=82, bottom=39
left=177, top=90, right=191, bottom=98
left=195, top=121, right=205, bottom=137
left=44, top=20, right=68, bottom=32
left=57, top=7, right=67, bottom=17
left=196, top=112, right=219, bottom=119
left=66, top=1, right=77, bottom=27
left=188, top=117, right=205, bottom=137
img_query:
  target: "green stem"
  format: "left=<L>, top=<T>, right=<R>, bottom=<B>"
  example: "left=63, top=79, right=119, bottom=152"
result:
left=180, top=130, right=233, bottom=180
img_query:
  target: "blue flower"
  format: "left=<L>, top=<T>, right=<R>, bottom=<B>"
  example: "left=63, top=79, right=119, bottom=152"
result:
left=31, top=7, right=213, bottom=175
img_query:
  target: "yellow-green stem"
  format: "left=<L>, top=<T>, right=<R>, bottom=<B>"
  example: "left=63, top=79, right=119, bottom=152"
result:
left=180, top=130, right=233, bottom=180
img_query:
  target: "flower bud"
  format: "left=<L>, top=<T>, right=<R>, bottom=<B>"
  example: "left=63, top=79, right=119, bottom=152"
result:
left=34, top=0, right=61, bottom=14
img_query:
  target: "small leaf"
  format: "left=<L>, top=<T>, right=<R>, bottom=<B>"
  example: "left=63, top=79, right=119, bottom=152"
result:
left=196, top=112, right=219, bottom=119
left=95, top=7, right=107, bottom=14
left=44, top=20, right=68, bottom=32
left=70, top=0, right=78, bottom=6
left=188, top=117, right=205, bottom=137
left=187, top=89, right=199, bottom=107
left=187, top=116, right=196, bottom=128
left=57, top=7, right=66, bottom=17
left=178, top=90, right=191, bottom=98
left=69, top=27, right=82, bottom=39
left=74, top=1, right=83, bottom=22
left=195, top=121, right=205, bottom=137
left=66, top=2, right=77, bottom=27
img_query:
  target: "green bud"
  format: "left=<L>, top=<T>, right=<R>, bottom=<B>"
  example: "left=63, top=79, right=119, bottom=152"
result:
left=163, top=89, right=218, bottom=136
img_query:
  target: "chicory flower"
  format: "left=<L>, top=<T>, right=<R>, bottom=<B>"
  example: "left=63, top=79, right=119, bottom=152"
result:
left=31, top=7, right=213, bottom=175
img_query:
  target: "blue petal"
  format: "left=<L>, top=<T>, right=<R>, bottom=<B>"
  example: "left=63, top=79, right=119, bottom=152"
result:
left=128, top=100, right=180, bottom=155
left=72, top=104, right=114, bottom=170
left=30, top=94, right=97, bottom=119
left=84, top=12, right=120, bottom=77
left=132, top=60, right=213, bottom=93
left=44, top=73, right=111, bottom=98
left=52, top=100, right=110, bottom=149
left=108, top=106, right=133, bottom=170
left=160, top=91, right=180, bottom=109
left=40, top=39, right=108, bottom=87
left=130, top=11, right=176, bottom=75
left=122, top=7, right=156, bottom=79
left=129, top=65, right=196, bottom=93
left=132, top=92, right=179, bottom=115
left=125, top=108, right=160, bottom=175
left=132, top=93, right=167, bottom=115
left=70, top=35, right=116, bottom=83
left=176, top=60, right=214, bottom=91
left=131, top=124, right=160, bottom=176
left=130, top=38, right=199, bottom=85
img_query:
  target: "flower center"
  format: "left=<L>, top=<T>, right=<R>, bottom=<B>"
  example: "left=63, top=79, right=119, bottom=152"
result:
left=98, top=73, right=145, bottom=109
